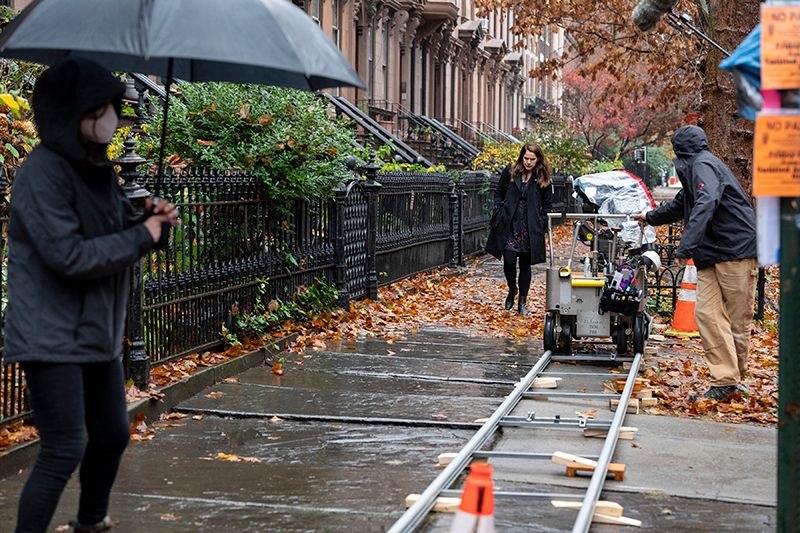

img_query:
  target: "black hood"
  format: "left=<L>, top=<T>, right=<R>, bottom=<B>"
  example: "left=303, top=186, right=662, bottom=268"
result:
left=671, top=125, right=709, bottom=159
left=32, top=57, right=124, bottom=162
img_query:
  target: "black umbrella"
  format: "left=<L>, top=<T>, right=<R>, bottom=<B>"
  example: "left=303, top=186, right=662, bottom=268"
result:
left=0, top=0, right=364, bottom=180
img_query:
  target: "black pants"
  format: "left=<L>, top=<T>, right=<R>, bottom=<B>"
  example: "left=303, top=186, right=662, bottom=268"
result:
left=503, top=250, right=532, bottom=300
left=16, top=359, right=129, bottom=533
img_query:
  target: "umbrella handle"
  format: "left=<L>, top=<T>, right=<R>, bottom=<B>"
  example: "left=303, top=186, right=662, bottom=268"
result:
left=155, top=57, right=174, bottom=197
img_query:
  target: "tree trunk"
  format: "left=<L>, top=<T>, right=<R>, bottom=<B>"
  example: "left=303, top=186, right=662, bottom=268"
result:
left=697, top=0, right=760, bottom=193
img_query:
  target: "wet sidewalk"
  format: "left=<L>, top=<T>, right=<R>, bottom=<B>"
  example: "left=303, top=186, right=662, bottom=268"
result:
left=0, top=258, right=777, bottom=531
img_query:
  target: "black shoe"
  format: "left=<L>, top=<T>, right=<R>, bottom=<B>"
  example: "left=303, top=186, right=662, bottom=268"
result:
left=517, top=298, right=528, bottom=316
left=702, top=385, right=737, bottom=400
left=69, top=517, right=113, bottom=532
left=504, top=289, right=517, bottom=310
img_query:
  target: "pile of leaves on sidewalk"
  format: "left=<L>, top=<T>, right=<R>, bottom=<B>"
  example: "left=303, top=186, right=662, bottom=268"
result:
left=640, top=266, right=779, bottom=425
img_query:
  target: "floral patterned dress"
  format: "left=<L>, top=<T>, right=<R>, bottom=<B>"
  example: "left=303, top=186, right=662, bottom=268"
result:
left=504, top=179, right=531, bottom=253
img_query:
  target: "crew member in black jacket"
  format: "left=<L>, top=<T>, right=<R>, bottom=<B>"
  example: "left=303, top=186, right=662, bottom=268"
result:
left=634, top=125, right=757, bottom=401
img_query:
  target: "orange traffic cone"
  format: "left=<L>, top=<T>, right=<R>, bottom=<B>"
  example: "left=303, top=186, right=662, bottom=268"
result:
left=449, top=463, right=495, bottom=533
left=665, top=259, right=700, bottom=338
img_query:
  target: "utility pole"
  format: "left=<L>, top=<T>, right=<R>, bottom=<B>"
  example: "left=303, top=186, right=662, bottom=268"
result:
left=756, top=3, right=800, bottom=530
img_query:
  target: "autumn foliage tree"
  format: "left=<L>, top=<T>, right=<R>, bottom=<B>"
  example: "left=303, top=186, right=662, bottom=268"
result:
left=476, top=0, right=760, bottom=189
left=561, top=68, right=684, bottom=159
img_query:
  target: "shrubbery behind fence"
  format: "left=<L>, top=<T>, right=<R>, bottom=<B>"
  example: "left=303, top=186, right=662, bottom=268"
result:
left=0, top=166, right=496, bottom=426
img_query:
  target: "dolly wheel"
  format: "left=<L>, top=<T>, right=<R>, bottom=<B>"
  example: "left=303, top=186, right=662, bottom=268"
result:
left=543, top=313, right=557, bottom=352
left=559, top=320, right=573, bottom=355
left=615, top=324, right=628, bottom=355
left=633, top=314, right=646, bottom=354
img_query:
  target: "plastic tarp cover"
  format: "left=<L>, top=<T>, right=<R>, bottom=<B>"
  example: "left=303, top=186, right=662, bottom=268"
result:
left=574, top=170, right=657, bottom=244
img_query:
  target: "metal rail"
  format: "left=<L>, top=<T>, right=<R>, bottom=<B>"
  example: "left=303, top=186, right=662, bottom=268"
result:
left=388, top=346, right=643, bottom=532
left=573, top=351, right=643, bottom=533
left=387, top=351, right=553, bottom=533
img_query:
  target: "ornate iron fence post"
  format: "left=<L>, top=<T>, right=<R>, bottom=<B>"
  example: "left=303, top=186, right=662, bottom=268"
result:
left=458, top=179, right=466, bottom=266
left=332, top=187, right=351, bottom=307
left=363, top=161, right=382, bottom=300
left=114, top=135, right=151, bottom=390
left=448, top=178, right=458, bottom=268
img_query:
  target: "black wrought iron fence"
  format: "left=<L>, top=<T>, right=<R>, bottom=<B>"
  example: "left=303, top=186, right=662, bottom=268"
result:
left=0, top=169, right=27, bottom=426
left=375, top=171, right=453, bottom=284
left=0, top=160, right=497, bottom=428
left=138, top=169, right=336, bottom=364
left=460, top=171, right=496, bottom=256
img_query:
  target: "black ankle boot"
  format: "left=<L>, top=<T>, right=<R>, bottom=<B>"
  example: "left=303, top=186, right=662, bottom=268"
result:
left=517, top=297, right=528, bottom=316
left=504, top=288, right=517, bottom=310
left=69, top=517, right=113, bottom=532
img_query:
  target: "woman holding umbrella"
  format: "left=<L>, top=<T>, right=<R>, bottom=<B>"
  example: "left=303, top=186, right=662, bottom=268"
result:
left=485, top=143, right=553, bottom=315
left=5, top=58, right=179, bottom=533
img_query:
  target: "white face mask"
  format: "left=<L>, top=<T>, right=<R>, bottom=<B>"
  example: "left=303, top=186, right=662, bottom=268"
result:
left=79, top=102, right=119, bottom=144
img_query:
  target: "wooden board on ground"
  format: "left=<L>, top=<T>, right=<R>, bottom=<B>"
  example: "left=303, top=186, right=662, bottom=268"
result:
left=532, top=377, right=561, bottom=389
left=640, top=397, right=659, bottom=407
left=583, top=426, right=638, bottom=440
left=551, top=501, right=641, bottom=527
left=614, top=378, right=649, bottom=393
left=551, top=451, right=597, bottom=467
left=610, top=398, right=640, bottom=414
left=436, top=452, right=488, bottom=468
left=592, top=514, right=642, bottom=527
left=551, top=500, right=624, bottom=517
left=633, top=388, right=653, bottom=399
left=566, top=461, right=626, bottom=482
left=405, top=494, right=461, bottom=513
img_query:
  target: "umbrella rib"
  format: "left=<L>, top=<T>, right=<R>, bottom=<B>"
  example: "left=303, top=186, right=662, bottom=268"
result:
left=140, top=0, right=155, bottom=60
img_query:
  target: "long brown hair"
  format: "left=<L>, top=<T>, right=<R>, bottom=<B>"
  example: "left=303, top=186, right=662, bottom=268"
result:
left=511, top=143, right=551, bottom=188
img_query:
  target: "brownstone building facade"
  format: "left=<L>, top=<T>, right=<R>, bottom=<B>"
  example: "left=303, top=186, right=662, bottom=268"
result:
left=302, top=0, right=564, bottom=135
left=4, top=0, right=563, bottom=135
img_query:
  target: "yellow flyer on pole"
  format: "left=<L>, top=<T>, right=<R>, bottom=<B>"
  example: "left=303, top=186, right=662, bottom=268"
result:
left=753, top=113, right=800, bottom=196
left=761, top=4, right=800, bottom=89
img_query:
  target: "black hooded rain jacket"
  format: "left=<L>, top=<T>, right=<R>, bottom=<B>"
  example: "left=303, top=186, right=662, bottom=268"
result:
left=4, top=58, right=155, bottom=364
left=646, top=125, right=757, bottom=270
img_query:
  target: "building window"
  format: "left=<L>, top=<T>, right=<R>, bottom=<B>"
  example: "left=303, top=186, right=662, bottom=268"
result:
left=383, top=21, right=390, bottom=102
left=332, top=0, right=340, bottom=48
left=368, top=22, right=375, bottom=100
left=331, top=0, right=341, bottom=95
left=310, top=0, right=321, bottom=25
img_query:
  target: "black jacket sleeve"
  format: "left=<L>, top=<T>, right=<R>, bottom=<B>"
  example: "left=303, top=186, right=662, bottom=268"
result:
left=646, top=188, right=685, bottom=227
left=540, top=181, right=553, bottom=227
left=673, top=161, right=722, bottom=259
left=494, top=165, right=511, bottom=212
left=15, top=167, right=155, bottom=281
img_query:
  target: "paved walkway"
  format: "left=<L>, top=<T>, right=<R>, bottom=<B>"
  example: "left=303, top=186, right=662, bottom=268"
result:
left=0, top=259, right=777, bottom=531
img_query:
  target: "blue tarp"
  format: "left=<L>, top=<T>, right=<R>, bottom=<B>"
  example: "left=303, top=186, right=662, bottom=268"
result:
left=719, top=24, right=761, bottom=121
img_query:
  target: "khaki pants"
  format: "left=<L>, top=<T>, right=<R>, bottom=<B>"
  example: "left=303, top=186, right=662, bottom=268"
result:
left=695, top=258, right=758, bottom=386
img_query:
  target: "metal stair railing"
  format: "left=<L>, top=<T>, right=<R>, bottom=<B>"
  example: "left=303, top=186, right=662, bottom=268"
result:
left=478, top=120, right=521, bottom=144
left=387, top=102, right=479, bottom=163
left=319, top=93, right=432, bottom=167
left=458, top=119, right=495, bottom=146
left=417, top=114, right=480, bottom=158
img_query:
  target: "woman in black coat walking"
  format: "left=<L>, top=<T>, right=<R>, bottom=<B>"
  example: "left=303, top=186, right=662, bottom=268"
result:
left=485, top=143, right=553, bottom=315
left=5, top=58, right=180, bottom=533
